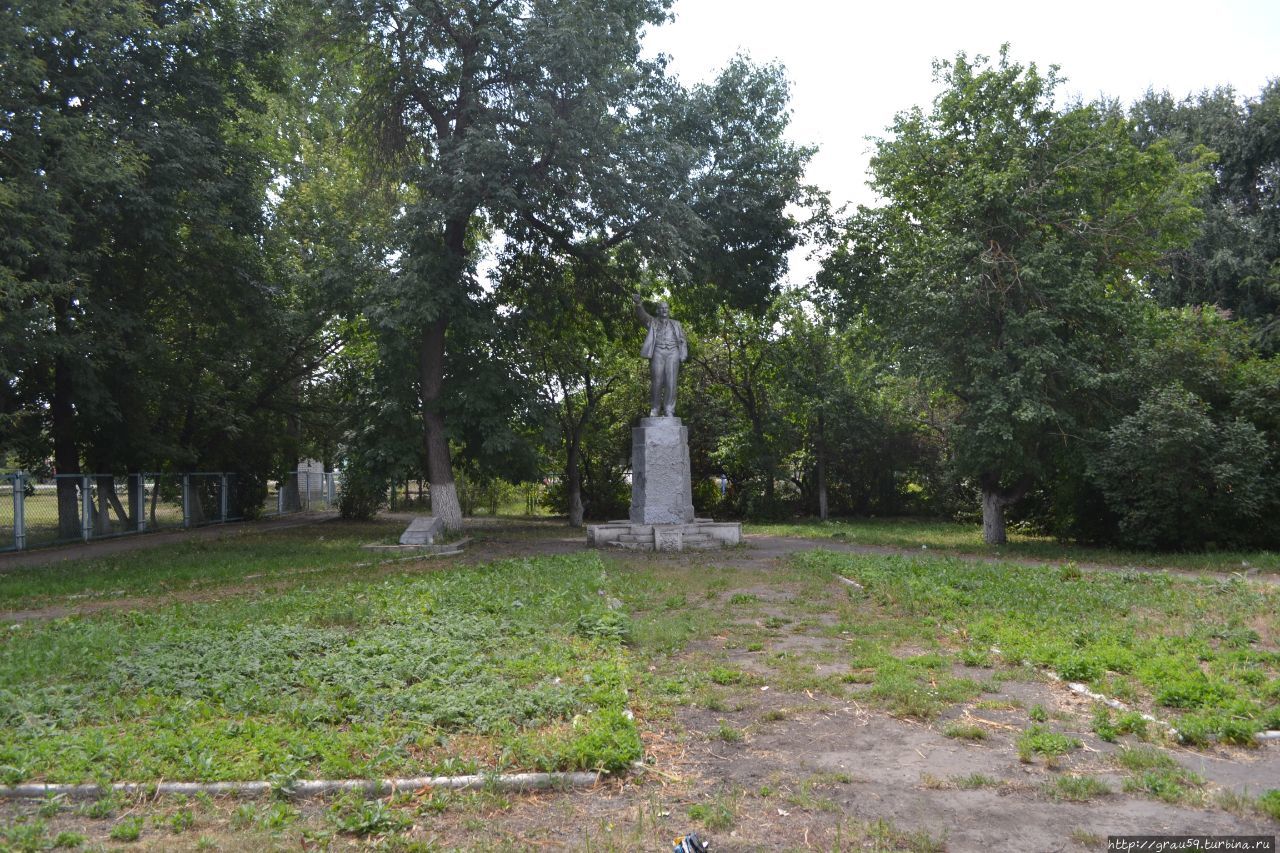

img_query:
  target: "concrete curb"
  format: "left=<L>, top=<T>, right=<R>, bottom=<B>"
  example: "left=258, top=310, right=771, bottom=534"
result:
left=0, top=770, right=604, bottom=800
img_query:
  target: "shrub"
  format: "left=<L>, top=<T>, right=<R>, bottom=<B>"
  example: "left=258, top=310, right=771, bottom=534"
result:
left=337, top=469, right=385, bottom=520
left=1090, top=385, right=1271, bottom=549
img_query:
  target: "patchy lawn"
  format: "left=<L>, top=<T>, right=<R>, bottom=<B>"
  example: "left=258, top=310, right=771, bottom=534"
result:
left=0, top=518, right=1277, bottom=850
left=747, top=516, right=1280, bottom=573
left=1, top=551, right=642, bottom=785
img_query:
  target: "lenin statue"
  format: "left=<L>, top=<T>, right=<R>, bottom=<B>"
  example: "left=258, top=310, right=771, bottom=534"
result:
left=632, top=294, right=688, bottom=417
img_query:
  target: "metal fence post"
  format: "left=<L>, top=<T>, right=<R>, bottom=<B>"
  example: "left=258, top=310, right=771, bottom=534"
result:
left=182, top=474, right=191, bottom=528
left=220, top=474, right=229, bottom=522
left=12, top=473, right=26, bottom=551
left=136, top=473, right=148, bottom=534
left=277, top=478, right=284, bottom=514
left=80, top=475, right=92, bottom=542
left=303, top=471, right=311, bottom=511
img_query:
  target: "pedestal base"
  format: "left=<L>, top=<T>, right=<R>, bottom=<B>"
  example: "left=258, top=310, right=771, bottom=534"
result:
left=630, top=417, right=695, bottom=525
left=586, top=519, right=741, bottom=551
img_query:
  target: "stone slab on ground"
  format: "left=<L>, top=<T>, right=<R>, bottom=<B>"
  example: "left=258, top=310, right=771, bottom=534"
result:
left=400, top=515, right=444, bottom=545
left=360, top=538, right=469, bottom=557
left=629, top=417, right=695, bottom=525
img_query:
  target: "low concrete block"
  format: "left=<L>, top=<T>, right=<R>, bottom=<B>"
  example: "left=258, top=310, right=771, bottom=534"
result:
left=585, top=519, right=741, bottom=552
left=400, top=515, right=444, bottom=546
left=654, top=527, right=683, bottom=552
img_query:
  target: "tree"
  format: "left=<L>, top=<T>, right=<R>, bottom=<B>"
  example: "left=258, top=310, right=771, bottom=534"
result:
left=1131, top=83, right=1280, bottom=347
left=0, top=0, right=306, bottom=533
left=500, top=251, right=637, bottom=526
left=824, top=48, right=1209, bottom=543
left=325, top=0, right=712, bottom=530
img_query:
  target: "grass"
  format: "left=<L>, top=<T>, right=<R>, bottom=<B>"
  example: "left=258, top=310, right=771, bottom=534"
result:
left=687, top=792, right=738, bottom=831
left=0, top=519, right=407, bottom=610
left=794, top=550, right=1280, bottom=742
left=942, top=722, right=988, bottom=741
left=0, top=549, right=645, bottom=783
left=1114, top=746, right=1205, bottom=804
left=952, top=773, right=1000, bottom=789
left=1045, top=775, right=1111, bottom=802
left=2, top=514, right=1276, bottom=847
left=1016, top=725, right=1081, bottom=765
left=748, top=516, right=1280, bottom=573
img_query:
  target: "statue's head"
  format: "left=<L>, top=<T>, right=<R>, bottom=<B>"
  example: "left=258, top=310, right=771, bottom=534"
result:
left=657, top=302, right=670, bottom=318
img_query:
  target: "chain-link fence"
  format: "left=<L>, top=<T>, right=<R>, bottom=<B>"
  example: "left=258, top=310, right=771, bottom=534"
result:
left=2, top=470, right=339, bottom=553
left=262, top=472, right=337, bottom=517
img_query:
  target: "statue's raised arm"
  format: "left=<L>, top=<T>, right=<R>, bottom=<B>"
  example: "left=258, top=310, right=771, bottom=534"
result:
left=631, top=294, right=687, bottom=417
left=632, top=293, right=652, bottom=327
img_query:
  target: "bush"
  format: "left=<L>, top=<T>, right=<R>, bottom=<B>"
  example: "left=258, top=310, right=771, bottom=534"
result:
left=1090, top=385, right=1271, bottom=549
left=338, top=469, right=385, bottom=520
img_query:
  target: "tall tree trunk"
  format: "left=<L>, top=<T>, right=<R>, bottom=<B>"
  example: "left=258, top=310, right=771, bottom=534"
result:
left=981, top=487, right=1007, bottom=545
left=51, top=342, right=81, bottom=540
left=281, top=392, right=301, bottom=512
left=566, top=432, right=584, bottom=527
left=979, top=473, right=1032, bottom=545
left=419, top=317, right=462, bottom=531
left=816, top=411, right=828, bottom=522
left=93, top=474, right=130, bottom=534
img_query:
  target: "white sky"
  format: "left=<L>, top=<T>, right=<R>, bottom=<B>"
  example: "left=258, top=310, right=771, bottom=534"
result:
left=643, top=0, right=1280, bottom=284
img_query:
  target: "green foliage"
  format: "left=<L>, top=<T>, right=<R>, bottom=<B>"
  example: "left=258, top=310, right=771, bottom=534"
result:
left=0, top=0, right=327, bottom=498
left=1091, top=384, right=1271, bottom=549
left=794, top=550, right=1279, bottom=742
left=1131, top=84, right=1280, bottom=343
left=337, top=468, right=387, bottom=520
left=0, top=819, right=48, bottom=852
left=1016, top=725, right=1081, bottom=764
left=573, top=611, right=633, bottom=644
left=329, top=797, right=411, bottom=837
left=168, top=808, right=196, bottom=834
left=1120, top=763, right=1204, bottom=804
left=1259, top=789, right=1280, bottom=821
left=942, top=722, right=987, bottom=741
left=708, top=666, right=748, bottom=686
left=688, top=797, right=737, bottom=832
left=1046, top=775, right=1111, bottom=802
left=823, top=46, right=1211, bottom=542
left=953, top=773, right=1000, bottom=789
left=1091, top=706, right=1149, bottom=742
left=109, top=815, right=145, bottom=842
left=714, top=722, right=744, bottom=743
left=53, top=831, right=87, bottom=849
left=0, top=552, right=643, bottom=783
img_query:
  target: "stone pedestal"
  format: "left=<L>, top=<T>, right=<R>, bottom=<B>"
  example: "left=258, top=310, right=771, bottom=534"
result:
left=586, top=519, right=741, bottom=550
left=630, top=417, right=695, bottom=525
left=587, top=416, right=740, bottom=552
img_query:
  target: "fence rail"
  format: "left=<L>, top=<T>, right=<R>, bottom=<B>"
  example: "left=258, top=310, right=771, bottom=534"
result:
left=1, top=471, right=339, bottom=553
